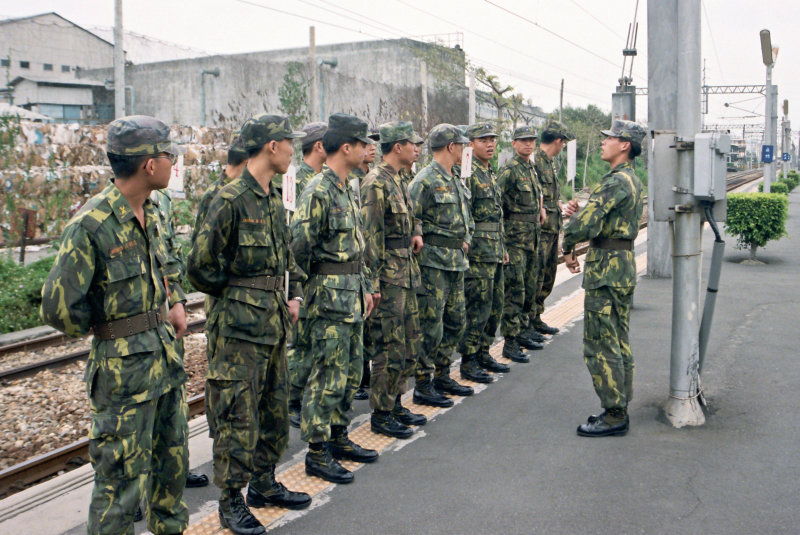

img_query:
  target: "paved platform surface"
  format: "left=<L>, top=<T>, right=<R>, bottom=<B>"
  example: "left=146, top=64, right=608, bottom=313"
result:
left=3, top=186, right=798, bottom=534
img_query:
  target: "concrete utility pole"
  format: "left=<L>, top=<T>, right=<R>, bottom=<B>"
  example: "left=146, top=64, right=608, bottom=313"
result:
left=664, top=0, right=705, bottom=427
left=421, top=61, right=429, bottom=132
left=559, top=79, right=564, bottom=121
left=468, top=70, right=476, bottom=124
left=646, top=1, right=675, bottom=279
left=761, top=30, right=777, bottom=192
left=309, top=26, right=317, bottom=123
left=200, top=68, right=219, bottom=126
left=781, top=100, right=790, bottom=177
left=113, top=0, right=125, bottom=118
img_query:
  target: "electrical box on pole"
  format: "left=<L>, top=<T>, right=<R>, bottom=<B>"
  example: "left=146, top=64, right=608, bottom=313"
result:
left=693, top=132, right=731, bottom=203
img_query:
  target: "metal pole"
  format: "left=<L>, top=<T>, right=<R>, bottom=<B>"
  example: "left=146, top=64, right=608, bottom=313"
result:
left=646, top=0, right=674, bottom=279
left=309, top=26, right=317, bottom=123
left=782, top=117, right=790, bottom=177
left=763, top=65, right=774, bottom=192
left=421, top=61, right=428, bottom=132
left=201, top=74, right=206, bottom=126
left=559, top=79, right=564, bottom=121
left=665, top=0, right=705, bottom=427
left=468, top=70, right=476, bottom=124
left=113, top=0, right=125, bottom=118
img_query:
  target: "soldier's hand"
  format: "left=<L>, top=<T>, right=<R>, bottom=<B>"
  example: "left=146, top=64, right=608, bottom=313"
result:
left=411, top=235, right=423, bottom=254
left=287, top=299, right=300, bottom=324
left=462, top=241, right=469, bottom=254
left=539, top=206, right=547, bottom=225
left=365, top=292, right=375, bottom=319
left=564, top=251, right=581, bottom=273
left=168, top=302, right=187, bottom=339
left=372, top=292, right=382, bottom=309
left=564, top=199, right=580, bottom=217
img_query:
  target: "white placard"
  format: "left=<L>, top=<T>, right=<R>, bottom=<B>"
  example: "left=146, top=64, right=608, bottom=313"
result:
left=282, top=164, right=297, bottom=211
left=460, top=147, right=473, bottom=178
left=567, top=139, right=577, bottom=191
left=167, top=153, right=186, bottom=199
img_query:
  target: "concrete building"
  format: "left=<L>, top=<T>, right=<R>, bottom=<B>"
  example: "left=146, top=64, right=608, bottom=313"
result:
left=80, top=38, right=469, bottom=131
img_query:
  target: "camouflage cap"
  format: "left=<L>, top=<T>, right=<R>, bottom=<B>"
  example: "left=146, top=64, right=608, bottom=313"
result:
left=428, top=123, right=470, bottom=149
left=107, top=115, right=184, bottom=156
left=379, top=121, right=424, bottom=144
left=541, top=119, right=574, bottom=141
left=240, top=113, right=305, bottom=151
left=328, top=113, right=374, bottom=144
left=227, top=131, right=247, bottom=162
left=601, top=119, right=646, bottom=145
left=466, top=122, right=498, bottom=140
left=368, top=129, right=381, bottom=141
left=512, top=125, right=538, bottom=140
left=300, top=121, right=328, bottom=150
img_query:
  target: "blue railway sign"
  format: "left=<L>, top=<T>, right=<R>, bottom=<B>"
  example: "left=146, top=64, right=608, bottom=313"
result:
left=761, top=145, right=774, bottom=163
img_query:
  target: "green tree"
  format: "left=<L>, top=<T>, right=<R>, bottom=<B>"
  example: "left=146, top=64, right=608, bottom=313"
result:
left=725, top=192, right=789, bottom=260
left=278, top=61, right=309, bottom=128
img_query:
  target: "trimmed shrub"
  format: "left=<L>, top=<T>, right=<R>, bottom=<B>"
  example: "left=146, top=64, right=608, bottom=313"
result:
left=770, top=181, right=789, bottom=195
left=725, top=193, right=789, bottom=260
left=781, top=170, right=799, bottom=191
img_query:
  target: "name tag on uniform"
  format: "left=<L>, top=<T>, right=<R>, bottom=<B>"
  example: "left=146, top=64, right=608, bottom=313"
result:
left=283, top=164, right=297, bottom=211
left=460, top=147, right=473, bottom=178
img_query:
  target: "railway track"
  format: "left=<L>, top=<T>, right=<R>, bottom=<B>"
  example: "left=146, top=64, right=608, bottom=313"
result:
left=0, top=168, right=764, bottom=499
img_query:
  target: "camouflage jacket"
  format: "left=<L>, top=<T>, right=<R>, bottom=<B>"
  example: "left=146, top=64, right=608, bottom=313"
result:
left=534, top=148, right=562, bottom=234
left=497, top=153, right=542, bottom=252
left=40, top=183, right=185, bottom=406
left=290, top=167, right=374, bottom=323
left=296, top=160, right=317, bottom=197
left=466, top=158, right=505, bottom=265
left=562, top=161, right=643, bottom=289
left=409, top=160, right=473, bottom=272
left=150, top=189, right=187, bottom=306
left=187, top=168, right=305, bottom=346
left=399, top=167, right=415, bottom=185
left=360, top=161, right=422, bottom=290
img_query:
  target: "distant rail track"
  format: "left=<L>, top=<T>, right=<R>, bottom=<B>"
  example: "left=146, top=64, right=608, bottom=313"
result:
left=0, top=169, right=764, bottom=499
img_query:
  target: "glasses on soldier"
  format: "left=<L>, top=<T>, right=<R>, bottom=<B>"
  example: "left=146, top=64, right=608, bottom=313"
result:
left=152, top=153, right=178, bottom=165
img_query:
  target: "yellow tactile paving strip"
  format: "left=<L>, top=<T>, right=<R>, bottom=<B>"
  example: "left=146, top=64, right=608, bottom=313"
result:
left=185, top=252, right=648, bottom=534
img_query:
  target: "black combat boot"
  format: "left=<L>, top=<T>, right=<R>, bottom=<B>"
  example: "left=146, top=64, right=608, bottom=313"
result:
left=288, top=399, right=301, bottom=429
left=392, top=395, right=427, bottom=426
left=502, top=338, right=529, bottom=363
left=354, top=360, right=370, bottom=400
left=517, top=332, right=544, bottom=350
left=305, top=442, right=354, bottom=484
left=577, top=407, right=629, bottom=437
left=329, top=425, right=379, bottom=463
left=477, top=349, right=510, bottom=373
left=413, top=376, right=454, bottom=407
left=247, top=465, right=311, bottom=510
left=371, top=410, right=413, bottom=439
left=219, top=489, right=266, bottom=535
left=433, top=368, right=474, bottom=396
left=534, top=319, right=559, bottom=335
left=522, top=327, right=547, bottom=343
left=459, top=355, right=494, bottom=384
left=186, top=471, right=209, bottom=488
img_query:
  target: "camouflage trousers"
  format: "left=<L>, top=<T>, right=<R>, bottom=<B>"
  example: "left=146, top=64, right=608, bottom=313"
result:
left=502, top=243, right=540, bottom=339
left=88, top=386, right=188, bottom=535
left=416, top=266, right=465, bottom=376
left=583, top=285, right=635, bottom=409
left=459, top=261, right=504, bottom=357
left=364, top=284, right=421, bottom=412
left=534, top=230, right=559, bottom=324
left=300, top=319, right=364, bottom=443
left=205, top=334, right=289, bottom=491
left=288, top=318, right=312, bottom=405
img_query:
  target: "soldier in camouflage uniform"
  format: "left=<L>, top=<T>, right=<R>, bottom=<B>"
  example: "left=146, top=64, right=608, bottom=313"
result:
left=290, top=113, right=378, bottom=485
left=188, top=114, right=311, bottom=535
left=360, top=121, right=427, bottom=439
left=458, top=122, right=511, bottom=383
left=498, top=125, right=547, bottom=363
left=40, top=116, right=189, bottom=535
left=533, top=120, right=574, bottom=337
left=409, top=124, right=475, bottom=404
left=561, top=120, right=645, bottom=437
left=192, top=132, right=248, bottom=318
left=287, top=121, right=328, bottom=429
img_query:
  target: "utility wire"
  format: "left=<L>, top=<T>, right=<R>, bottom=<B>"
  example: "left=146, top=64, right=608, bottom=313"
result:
left=701, top=0, right=726, bottom=84
left=568, top=0, right=626, bottom=40
left=314, top=0, right=410, bottom=38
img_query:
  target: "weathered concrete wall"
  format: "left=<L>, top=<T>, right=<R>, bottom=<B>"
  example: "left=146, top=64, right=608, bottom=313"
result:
left=81, top=38, right=468, bottom=132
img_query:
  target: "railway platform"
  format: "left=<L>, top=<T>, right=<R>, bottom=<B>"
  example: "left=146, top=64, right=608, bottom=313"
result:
left=2, top=183, right=798, bottom=534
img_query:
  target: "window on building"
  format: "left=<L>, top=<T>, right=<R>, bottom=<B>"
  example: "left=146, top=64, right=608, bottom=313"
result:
left=19, top=61, right=30, bottom=69
left=43, top=63, right=53, bottom=71
left=61, top=65, right=70, bottom=73
left=0, top=59, right=8, bottom=67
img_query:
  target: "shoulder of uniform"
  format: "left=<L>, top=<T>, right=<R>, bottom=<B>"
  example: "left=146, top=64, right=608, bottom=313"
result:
left=75, top=195, right=113, bottom=233
left=218, top=177, right=248, bottom=200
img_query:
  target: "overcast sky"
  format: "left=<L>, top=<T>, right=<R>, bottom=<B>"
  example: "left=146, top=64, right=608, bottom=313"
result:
left=2, top=0, right=799, bottom=141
